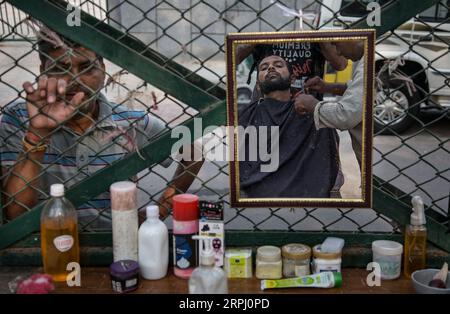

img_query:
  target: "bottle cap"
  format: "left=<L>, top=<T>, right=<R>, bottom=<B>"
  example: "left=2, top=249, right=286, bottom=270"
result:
left=50, top=184, right=64, bottom=197
left=321, top=237, right=345, bottom=253
left=281, top=243, right=311, bottom=260
left=411, top=195, right=426, bottom=226
left=257, top=246, right=281, bottom=263
left=146, top=205, right=159, bottom=219
left=173, top=194, right=199, bottom=221
left=312, top=244, right=342, bottom=259
left=332, top=272, right=343, bottom=288
left=372, top=240, right=403, bottom=256
left=110, top=181, right=137, bottom=211
left=193, top=236, right=215, bottom=266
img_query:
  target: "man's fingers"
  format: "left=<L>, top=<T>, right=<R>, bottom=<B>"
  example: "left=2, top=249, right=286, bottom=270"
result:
left=304, top=76, right=320, bottom=88
left=23, top=81, right=35, bottom=94
left=38, top=75, right=48, bottom=98
left=69, top=92, right=85, bottom=107
left=47, top=78, right=58, bottom=104
left=57, top=79, right=67, bottom=96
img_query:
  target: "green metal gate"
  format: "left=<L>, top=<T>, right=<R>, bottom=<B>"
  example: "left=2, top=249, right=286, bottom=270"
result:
left=0, top=0, right=448, bottom=267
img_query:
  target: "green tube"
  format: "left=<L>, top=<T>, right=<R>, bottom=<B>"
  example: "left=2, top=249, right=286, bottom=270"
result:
left=261, top=272, right=342, bottom=290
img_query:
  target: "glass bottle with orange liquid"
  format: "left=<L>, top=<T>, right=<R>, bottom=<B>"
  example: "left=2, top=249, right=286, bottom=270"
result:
left=41, top=184, right=79, bottom=282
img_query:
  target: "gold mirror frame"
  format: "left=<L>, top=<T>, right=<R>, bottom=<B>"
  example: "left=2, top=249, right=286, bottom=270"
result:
left=226, top=29, right=375, bottom=208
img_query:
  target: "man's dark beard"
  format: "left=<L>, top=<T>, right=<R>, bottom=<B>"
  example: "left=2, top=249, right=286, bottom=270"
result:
left=259, top=75, right=291, bottom=95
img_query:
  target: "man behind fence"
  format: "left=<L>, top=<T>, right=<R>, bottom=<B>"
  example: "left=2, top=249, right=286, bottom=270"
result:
left=0, top=28, right=199, bottom=222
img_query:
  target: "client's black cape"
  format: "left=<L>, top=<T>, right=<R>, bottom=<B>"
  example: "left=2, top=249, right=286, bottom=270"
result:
left=238, top=98, right=339, bottom=198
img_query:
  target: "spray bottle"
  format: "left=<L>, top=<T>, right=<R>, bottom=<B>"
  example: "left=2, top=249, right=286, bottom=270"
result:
left=189, top=236, right=228, bottom=294
left=403, top=195, right=427, bottom=278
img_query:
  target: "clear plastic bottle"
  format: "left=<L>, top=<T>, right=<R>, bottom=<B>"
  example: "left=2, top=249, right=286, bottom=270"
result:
left=404, top=196, right=427, bottom=278
left=40, top=184, right=79, bottom=282
left=138, top=205, right=169, bottom=280
left=189, top=236, right=228, bottom=294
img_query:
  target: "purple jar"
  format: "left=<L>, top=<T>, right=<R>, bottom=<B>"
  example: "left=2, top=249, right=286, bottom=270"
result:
left=110, top=260, right=139, bottom=293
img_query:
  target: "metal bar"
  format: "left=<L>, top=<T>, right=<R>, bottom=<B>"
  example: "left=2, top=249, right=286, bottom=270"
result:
left=2, top=232, right=449, bottom=268
left=351, top=0, right=441, bottom=34
left=373, top=188, right=450, bottom=252
left=5, top=0, right=222, bottom=111
left=12, top=231, right=404, bottom=248
left=0, top=99, right=226, bottom=250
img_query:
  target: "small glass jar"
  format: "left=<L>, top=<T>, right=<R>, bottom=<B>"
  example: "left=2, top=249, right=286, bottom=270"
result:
left=255, top=246, right=282, bottom=279
left=312, top=244, right=342, bottom=273
left=282, top=243, right=311, bottom=277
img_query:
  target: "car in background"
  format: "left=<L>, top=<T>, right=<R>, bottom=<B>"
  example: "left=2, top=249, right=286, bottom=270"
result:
left=319, top=0, right=450, bottom=134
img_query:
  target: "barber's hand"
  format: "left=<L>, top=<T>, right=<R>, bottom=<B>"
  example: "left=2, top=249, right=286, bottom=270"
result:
left=304, top=76, right=325, bottom=94
left=294, top=94, right=319, bottom=116
left=23, top=76, right=84, bottom=137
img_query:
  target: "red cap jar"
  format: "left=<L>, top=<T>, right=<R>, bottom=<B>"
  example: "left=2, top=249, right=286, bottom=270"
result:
left=173, top=194, right=199, bottom=221
left=172, top=194, right=199, bottom=279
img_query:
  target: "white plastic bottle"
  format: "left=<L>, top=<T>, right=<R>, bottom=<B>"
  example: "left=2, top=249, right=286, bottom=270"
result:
left=138, top=205, right=169, bottom=280
left=189, top=236, right=228, bottom=294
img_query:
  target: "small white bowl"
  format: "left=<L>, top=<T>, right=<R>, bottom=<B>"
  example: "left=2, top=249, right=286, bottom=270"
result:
left=411, top=269, right=450, bottom=294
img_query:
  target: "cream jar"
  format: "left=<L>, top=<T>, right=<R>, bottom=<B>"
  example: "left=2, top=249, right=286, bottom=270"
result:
left=255, top=246, right=282, bottom=279
left=282, top=243, right=311, bottom=277
left=312, top=244, right=342, bottom=273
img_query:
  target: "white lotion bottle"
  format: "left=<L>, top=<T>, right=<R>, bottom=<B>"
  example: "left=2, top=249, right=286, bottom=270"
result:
left=189, top=236, right=228, bottom=294
left=138, top=205, right=169, bottom=280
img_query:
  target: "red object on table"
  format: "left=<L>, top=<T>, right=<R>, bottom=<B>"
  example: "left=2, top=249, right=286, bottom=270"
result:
left=16, top=274, right=55, bottom=294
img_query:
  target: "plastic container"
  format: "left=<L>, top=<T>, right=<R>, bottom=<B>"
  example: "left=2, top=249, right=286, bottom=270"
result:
left=312, top=244, right=342, bottom=273
left=372, top=240, right=403, bottom=280
left=224, top=248, right=253, bottom=278
left=172, top=194, right=199, bottom=279
left=40, top=184, right=79, bottom=282
left=189, top=236, right=228, bottom=294
left=110, top=260, right=139, bottom=293
left=282, top=244, right=311, bottom=277
left=256, top=246, right=282, bottom=279
left=138, top=205, right=169, bottom=280
left=110, top=181, right=138, bottom=262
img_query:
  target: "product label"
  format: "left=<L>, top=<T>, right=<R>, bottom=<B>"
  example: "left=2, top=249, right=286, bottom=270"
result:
left=126, top=279, right=137, bottom=288
left=378, top=261, right=400, bottom=278
left=53, top=235, right=74, bottom=252
left=173, top=234, right=197, bottom=269
left=199, top=221, right=224, bottom=267
left=228, top=257, right=250, bottom=278
left=294, top=265, right=310, bottom=277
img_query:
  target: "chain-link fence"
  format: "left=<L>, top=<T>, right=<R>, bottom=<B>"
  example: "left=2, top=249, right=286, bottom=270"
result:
left=0, top=1, right=448, bottom=247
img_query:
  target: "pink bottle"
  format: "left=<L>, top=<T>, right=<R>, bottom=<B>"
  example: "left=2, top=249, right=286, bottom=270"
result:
left=172, top=194, right=199, bottom=279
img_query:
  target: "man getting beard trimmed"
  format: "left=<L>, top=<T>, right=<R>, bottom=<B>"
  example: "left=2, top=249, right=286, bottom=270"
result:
left=238, top=55, right=342, bottom=198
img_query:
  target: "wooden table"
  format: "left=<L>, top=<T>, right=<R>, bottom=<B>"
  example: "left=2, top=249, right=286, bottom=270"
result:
left=0, top=267, right=416, bottom=294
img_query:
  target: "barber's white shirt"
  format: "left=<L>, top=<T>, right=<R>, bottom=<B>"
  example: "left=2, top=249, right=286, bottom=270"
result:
left=313, top=59, right=364, bottom=166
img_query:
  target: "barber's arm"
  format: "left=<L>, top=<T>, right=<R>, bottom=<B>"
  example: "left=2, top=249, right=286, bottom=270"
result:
left=236, top=44, right=255, bottom=64
left=304, top=76, right=347, bottom=96
left=158, top=158, right=204, bottom=219
left=319, top=42, right=348, bottom=71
